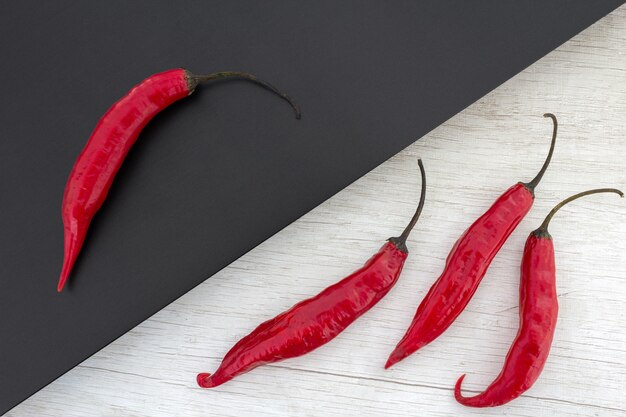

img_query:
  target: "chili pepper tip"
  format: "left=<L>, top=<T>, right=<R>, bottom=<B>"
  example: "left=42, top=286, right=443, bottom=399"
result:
left=454, top=374, right=469, bottom=402
left=197, top=372, right=226, bottom=388
left=197, top=373, right=212, bottom=388
left=58, top=249, right=76, bottom=292
left=384, top=349, right=406, bottom=369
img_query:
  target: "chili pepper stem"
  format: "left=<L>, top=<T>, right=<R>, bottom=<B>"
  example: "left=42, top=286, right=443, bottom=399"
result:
left=188, top=71, right=301, bottom=119
left=533, top=188, right=623, bottom=237
left=388, top=159, right=426, bottom=253
left=522, top=113, right=557, bottom=193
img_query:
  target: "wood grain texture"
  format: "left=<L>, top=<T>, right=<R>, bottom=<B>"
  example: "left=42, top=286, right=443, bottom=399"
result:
left=7, top=5, right=626, bottom=417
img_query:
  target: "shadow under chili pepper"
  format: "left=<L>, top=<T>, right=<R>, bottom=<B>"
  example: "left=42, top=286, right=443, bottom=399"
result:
left=60, top=95, right=198, bottom=292
left=58, top=70, right=300, bottom=292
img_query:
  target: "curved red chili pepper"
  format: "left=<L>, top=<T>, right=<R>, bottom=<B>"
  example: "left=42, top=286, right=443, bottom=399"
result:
left=385, top=114, right=558, bottom=368
left=197, top=160, right=427, bottom=388
left=455, top=188, right=623, bottom=407
left=58, top=70, right=300, bottom=292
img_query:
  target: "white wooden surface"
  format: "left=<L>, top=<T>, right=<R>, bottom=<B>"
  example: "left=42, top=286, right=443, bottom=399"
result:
left=7, top=6, right=626, bottom=417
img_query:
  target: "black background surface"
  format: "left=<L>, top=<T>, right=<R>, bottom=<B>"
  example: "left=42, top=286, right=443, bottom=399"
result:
left=0, top=1, right=622, bottom=413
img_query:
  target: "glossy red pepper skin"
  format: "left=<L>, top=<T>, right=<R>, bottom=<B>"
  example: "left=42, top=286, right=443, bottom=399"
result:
left=198, top=159, right=427, bottom=388
left=454, top=188, right=622, bottom=407
left=385, top=183, right=533, bottom=367
left=59, top=69, right=191, bottom=292
left=58, top=70, right=300, bottom=292
left=198, top=241, right=408, bottom=388
left=455, top=231, right=556, bottom=407
left=385, top=114, right=558, bottom=368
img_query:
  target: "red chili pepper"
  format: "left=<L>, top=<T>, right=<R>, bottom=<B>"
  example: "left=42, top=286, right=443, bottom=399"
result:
left=385, top=114, right=558, bottom=368
left=197, top=160, right=427, bottom=388
left=455, top=188, right=623, bottom=407
left=58, top=70, right=300, bottom=292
